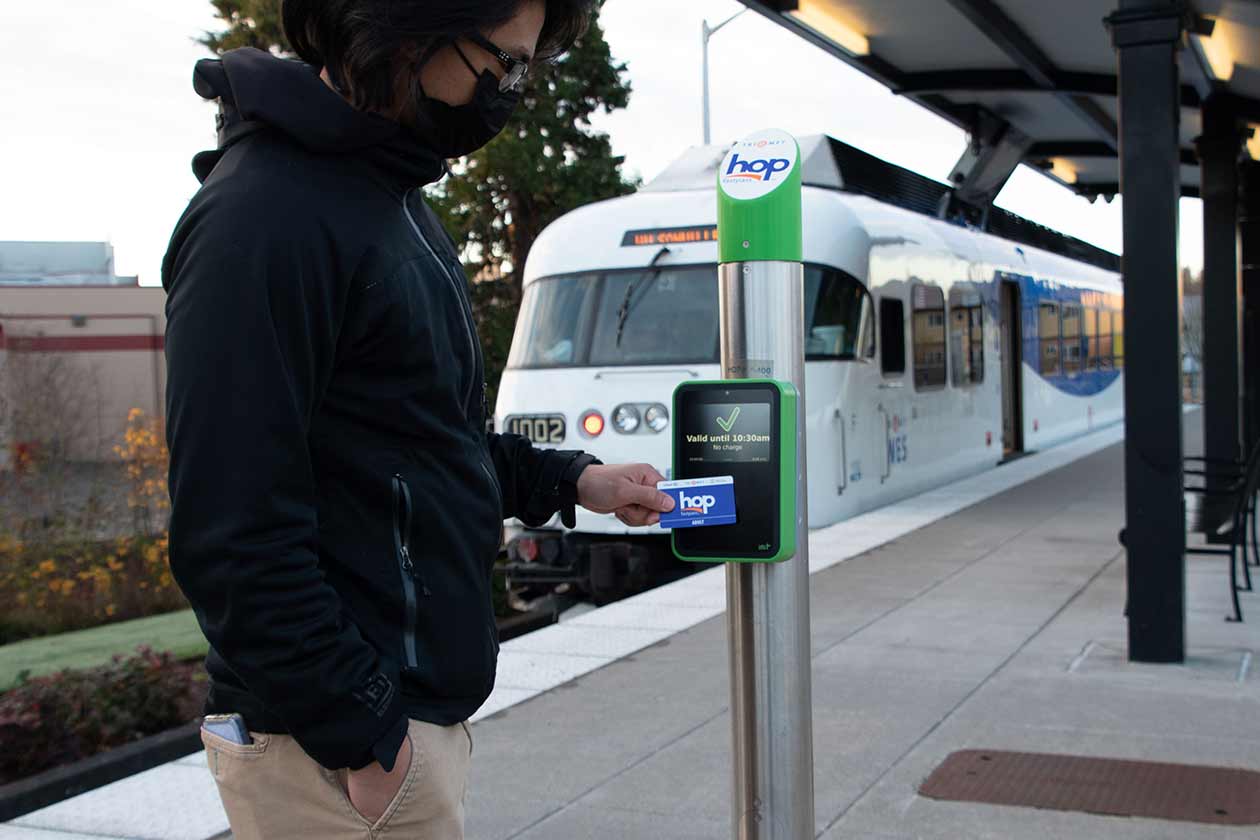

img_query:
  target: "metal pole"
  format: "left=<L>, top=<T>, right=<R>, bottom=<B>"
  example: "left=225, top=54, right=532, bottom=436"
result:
left=1107, top=1, right=1185, bottom=662
left=701, top=9, right=747, bottom=146
left=717, top=131, right=814, bottom=839
left=702, top=21, right=712, bottom=146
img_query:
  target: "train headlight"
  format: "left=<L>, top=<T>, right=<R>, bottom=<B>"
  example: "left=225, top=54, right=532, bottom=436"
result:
left=645, top=404, right=669, bottom=433
left=580, top=410, right=605, bottom=438
left=612, top=404, right=641, bottom=434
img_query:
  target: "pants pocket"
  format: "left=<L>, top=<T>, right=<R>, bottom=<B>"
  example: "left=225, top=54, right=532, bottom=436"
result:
left=375, top=720, right=472, bottom=838
left=460, top=720, right=473, bottom=757
left=201, top=726, right=270, bottom=784
left=202, top=728, right=364, bottom=840
left=325, top=728, right=422, bottom=832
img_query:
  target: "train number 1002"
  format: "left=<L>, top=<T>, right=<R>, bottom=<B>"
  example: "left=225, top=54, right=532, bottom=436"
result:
left=506, top=415, right=566, bottom=444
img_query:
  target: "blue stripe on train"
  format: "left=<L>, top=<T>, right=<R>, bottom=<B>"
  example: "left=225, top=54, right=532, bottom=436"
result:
left=1025, top=365, right=1122, bottom=396
left=992, top=271, right=1123, bottom=399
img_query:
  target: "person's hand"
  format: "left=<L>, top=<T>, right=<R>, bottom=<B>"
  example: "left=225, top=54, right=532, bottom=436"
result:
left=347, top=734, right=411, bottom=823
left=577, top=463, right=675, bottom=527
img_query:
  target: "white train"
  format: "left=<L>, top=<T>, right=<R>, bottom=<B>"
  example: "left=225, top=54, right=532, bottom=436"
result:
left=495, top=136, right=1124, bottom=600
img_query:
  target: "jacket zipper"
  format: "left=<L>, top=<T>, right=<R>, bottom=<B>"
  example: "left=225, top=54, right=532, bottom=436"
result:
left=480, top=458, right=502, bottom=513
left=392, top=474, right=427, bottom=671
left=402, top=191, right=479, bottom=418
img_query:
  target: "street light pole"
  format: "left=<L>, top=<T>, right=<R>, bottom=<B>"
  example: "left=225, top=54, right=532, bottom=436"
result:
left=702, top=8, right=748, bottom=145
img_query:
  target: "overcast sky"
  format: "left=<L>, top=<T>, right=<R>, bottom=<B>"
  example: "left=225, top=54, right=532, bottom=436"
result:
left=1, top=0, right=1205, bottom=286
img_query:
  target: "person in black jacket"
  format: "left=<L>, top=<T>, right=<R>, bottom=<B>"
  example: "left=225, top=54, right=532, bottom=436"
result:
left=162, top=1, right=674, bottom=836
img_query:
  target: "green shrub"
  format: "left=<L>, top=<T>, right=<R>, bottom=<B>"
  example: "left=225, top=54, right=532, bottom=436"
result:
left=0, top=647, right=206, bottom=784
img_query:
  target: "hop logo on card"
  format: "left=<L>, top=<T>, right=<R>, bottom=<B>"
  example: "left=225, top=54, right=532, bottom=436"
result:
left=680, top=492, right=718, bottom=515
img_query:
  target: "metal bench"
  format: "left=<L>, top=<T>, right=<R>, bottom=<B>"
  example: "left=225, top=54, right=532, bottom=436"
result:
left=1184, top=446, right=1260, bottom=622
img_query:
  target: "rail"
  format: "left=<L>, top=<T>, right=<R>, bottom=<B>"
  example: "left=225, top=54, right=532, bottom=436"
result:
left=878, top=404, right=891, bottom=483
left=834, top=407, right=848, bottom=495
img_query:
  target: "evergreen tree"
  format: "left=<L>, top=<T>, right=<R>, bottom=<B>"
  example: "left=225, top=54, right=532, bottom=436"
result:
left=201, top=1, right=636, bottom=405
left=201, top=0, right=288, bottom=54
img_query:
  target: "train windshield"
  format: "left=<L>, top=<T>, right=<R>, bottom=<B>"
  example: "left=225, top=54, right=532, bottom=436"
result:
left=508, top=264, right=869, bottom=369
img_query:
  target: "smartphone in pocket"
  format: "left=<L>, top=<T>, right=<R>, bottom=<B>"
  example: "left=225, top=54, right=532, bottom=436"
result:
left=203, top=713, right=253, bottom=745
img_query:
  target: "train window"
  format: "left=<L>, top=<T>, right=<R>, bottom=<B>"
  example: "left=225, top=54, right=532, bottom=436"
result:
left=912, top=285, right=947, bottom=390
left=588, top=267, right=720, bottom=366
left=803, top=267, right=874, bottom=360
left=1062, top=304, right=1082, bottom=376
left=1099, top=311, right=1114, bottom=368
left=507, top=274, right=599, bottom=368
left=1113, top=310, right=1124, bottom=369
left=948, top=287, right=984, bottom=386
left=879, top=297, right=905, bottom=376
left=509, top=267, right=721, bottom=369
left=1039, top=302, right=1061, bottom=376
left=1085, top=307, right=1100, bottom=369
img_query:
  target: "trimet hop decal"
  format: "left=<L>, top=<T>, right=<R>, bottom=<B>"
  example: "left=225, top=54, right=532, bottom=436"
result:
left=719, top=128, right=799, bottom=201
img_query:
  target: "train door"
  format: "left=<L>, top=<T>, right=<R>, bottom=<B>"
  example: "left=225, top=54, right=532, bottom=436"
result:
left=999, top=280, right=1024, bottom=455
left=871, top=292, right=909, bottom=490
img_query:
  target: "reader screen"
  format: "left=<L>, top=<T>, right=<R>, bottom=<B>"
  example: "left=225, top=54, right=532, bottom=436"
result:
left=680, top=403, right=772, bottom=464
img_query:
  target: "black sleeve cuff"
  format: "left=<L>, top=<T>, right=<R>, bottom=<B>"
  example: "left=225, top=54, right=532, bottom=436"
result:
left=518, top=450, right=601, bottom=528
left=558, top=453, right=601, bottom=528
left=349, top=715, right=408, bottom=772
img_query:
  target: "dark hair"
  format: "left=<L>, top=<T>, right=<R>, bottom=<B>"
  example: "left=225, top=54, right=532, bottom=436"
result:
left=283, top=0, right=593, bottom=112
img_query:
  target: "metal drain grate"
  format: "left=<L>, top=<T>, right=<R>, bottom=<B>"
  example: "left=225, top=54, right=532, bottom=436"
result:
left=919, top=750, right=1260, bottom=826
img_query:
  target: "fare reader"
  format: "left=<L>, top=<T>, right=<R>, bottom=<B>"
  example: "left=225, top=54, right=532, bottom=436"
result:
left=668, top=379, right=797, bottom=562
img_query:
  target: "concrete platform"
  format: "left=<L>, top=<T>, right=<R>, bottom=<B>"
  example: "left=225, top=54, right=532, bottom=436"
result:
left=8, top=413, right=1258, bottom=839
left=463, top=415, right=1260, bottom=840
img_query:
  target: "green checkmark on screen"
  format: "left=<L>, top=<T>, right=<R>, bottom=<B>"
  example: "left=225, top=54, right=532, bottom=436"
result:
left=715, top=406, right=741, bottom=432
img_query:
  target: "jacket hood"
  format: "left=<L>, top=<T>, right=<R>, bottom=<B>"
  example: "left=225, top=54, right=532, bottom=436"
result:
left=190, top=47, right=445, bottom=188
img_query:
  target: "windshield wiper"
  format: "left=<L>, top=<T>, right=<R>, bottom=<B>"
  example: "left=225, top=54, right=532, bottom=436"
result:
left=615, top=246, right=671, bottom=348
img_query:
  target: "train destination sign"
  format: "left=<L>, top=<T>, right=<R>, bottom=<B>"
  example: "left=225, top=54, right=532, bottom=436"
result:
left=620, top=225, right=718, bottom=247
left=670, top=379, right=797, bottom=563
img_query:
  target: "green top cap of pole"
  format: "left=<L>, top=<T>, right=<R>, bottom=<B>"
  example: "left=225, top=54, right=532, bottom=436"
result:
left=717, top=128, right=803, bottom=264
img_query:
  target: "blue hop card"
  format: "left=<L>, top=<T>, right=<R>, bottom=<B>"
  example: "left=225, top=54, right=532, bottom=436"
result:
left=657, top=476, right=737, bottom=529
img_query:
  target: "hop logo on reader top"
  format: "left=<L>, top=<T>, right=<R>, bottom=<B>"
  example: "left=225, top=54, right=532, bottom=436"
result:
left=724, top=152, right=792, bottom=183
left=680, top=492, right=718, bottom=515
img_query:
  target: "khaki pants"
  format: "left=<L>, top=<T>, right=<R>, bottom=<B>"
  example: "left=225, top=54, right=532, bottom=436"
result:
left=202, top=718, right=473, bottom=839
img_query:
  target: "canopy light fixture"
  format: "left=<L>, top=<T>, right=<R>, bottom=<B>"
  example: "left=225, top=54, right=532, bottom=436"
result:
left=788, top=0, right=870, bottom=57
left=1248, top=125, right=1259, bottom=162
left=1048, top=158, right=1078, bottom=185
left=1191, top=17, right=1235, bottom=82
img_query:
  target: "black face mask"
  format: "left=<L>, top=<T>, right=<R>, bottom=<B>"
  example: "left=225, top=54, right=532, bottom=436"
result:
left=415, top=43, right=521, bottom=159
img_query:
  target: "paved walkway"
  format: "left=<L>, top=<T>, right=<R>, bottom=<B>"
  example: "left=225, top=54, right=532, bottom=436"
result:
left=7, top=413, right=1259, bottom=839
left=464, top=415, right=1260, bottom=839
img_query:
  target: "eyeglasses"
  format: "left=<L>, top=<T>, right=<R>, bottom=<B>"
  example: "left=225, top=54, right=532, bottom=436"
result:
left=464, top=32, right=530, bottom=93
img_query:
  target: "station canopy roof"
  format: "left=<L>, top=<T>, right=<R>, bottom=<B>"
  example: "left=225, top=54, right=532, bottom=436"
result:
left=738, top=1, right=1260, bottom=200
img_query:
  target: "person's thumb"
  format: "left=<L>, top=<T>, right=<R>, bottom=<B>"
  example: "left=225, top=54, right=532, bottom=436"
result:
left=627, top=481, right=675, bottom=512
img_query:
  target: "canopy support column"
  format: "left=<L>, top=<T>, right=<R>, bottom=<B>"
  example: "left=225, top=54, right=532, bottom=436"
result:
left=1107, top=0, right=1185, bottom=663
left=1198, top=95, right=1246, bottom=535
left=1241, top=161, right=1260, bottom=454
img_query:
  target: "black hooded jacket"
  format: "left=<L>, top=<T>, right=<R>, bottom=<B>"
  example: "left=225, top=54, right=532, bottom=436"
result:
left=162, top=48, right=590, bottom=771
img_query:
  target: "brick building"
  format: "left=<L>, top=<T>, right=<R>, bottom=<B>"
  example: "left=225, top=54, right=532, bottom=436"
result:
left=0, top=242, right=166, bottom=466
